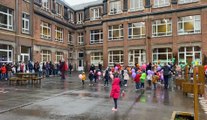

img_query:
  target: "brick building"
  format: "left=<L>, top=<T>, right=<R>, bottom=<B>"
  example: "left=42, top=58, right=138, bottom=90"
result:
left=0, top=0, right=207, bottom=71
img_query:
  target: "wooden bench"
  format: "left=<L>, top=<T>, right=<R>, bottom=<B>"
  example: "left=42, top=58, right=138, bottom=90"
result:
left=175, top=79, right=188, bottom=89
left=31, top=77, right=43, bottom=84
left=182, top=83, right=205, bottom=96
left=9, top=77, right=18, bottom=85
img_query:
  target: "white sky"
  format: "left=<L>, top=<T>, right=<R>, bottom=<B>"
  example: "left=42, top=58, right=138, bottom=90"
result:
left=64, top=0, right=97, bottom=6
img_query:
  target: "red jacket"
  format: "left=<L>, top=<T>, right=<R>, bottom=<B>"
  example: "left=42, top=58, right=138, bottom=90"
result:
left=1, top=66, right=7, bottom=74
left=110, top=78, right=120, bottom=99
left=134, top=74, right=141, bottom=83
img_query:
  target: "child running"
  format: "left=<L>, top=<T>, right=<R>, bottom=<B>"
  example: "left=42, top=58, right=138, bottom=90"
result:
left=110, top=73, right=120, bottom=111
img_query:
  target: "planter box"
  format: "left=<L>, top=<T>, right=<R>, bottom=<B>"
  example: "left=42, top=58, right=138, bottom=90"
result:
left=171, top=111, right=194, bottom=120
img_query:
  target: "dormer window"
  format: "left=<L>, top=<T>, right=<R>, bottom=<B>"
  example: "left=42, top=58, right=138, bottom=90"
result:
left=109, top=1, right=122, bottom=15
left=90, top=8, right=100, bottom=20
left=42, top=0, right=49, bottom=11
left=56, top=3, right=62, bottom=17
left=77, top=12, right=83, bottom=24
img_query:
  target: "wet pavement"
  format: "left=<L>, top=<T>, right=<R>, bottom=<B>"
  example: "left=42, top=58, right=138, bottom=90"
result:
left=0, top=72, right=207, bottom=120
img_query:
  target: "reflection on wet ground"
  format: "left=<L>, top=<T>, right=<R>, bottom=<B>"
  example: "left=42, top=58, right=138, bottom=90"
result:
left=0, top=73, right=206, bottom=120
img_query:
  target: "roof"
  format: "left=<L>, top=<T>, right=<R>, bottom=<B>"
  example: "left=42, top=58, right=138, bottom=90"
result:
left=71, top=0, right=103, bottom=11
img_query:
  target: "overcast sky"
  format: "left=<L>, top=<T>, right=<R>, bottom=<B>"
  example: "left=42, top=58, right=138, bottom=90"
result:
left=64, top=0, right=97, bottom=6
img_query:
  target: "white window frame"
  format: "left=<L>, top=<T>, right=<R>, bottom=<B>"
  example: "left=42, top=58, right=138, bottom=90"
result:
left=0, top=45, right=13, bottom=63
left=40, top=21, right=51, bottom=40
left=90, top=8, right=100, bottom=20
left=42, top=0, right=49, bottom=11
left=109, top=1, right=122, bottom=15
left=153, top=0, right=170, bottom=8
left=108, top=50, right=124, bottom=66
left=178, top=15, right=201, bottom=35
left=108, top=24, right=124, bottom=40
left=178, top=46, right=202, bottom=65
left=22, top=12, right=30, bottom=34
left=41, top=50, right=51, bottom=62
left=56, top=3, right=62, bottom=17
left=91, top=52, right=103, bottom=66
left=152, top=19, right=172, bottom=37
left=129, top=0, right=144, bottom=11
left=68, top=32, right=74, bottom=45
left=78, top=33, right=84, bottom=45
left=56, top=52, right=63, bottom=63
left=128, top=49, right=146, bottom=66
left=90, top=30, right=103, bottom=44
left=55, top=26, right=63, bottom=42
left=68, top=11, right=74, bottom=23
left=77, top=12, right=83, bottom=24
left=0, top=5, right=13, bottom=30
left=128, top=22, right=145, bottom=39
left=178, top=0, right=199, bottom=4
left=152, top=48, right=172, bottom=65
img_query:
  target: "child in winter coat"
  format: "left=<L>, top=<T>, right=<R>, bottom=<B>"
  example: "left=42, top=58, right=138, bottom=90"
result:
left=123, top=70, right=129, bottom=87
left=82, top=72, right=86, bottom=85
left=140, top=71, right=147, bottom=89
left=110, top=73, right=120, bottom=111
left=104, top=70, right=110, bottom=86
left=88, top=71, right=94, bottom=86
left=134, top=72, right=141, bottom=90
left=152, top=73, right=159, bottom=89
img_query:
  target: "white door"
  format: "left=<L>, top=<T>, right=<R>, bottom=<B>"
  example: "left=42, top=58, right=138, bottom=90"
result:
left=78, top=59, right=84, bottom=71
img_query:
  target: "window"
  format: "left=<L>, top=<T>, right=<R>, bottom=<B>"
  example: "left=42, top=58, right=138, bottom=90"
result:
left=55, top=26, right=63, bottom=42
left=42, top=0, right=49, bottom=11
left=41, top=50, right=51, bottom=62
left=108, top=24, right=123, bottom=40
left=152, top=19, right=172, bottom=37
left=56, top=3, right=62, bottom=16
left=0, top=5, right=13, bottom=30
left=68, top=11, right=74, bottom=23
left=91, top=52, right=103, bottom=66
left=109, top=1, right=122, bottom=15
left=90, top=30, right=103, bottom=44
left=129, top=0, right=144, bottom=11
left=128, top=49, right=146, bottom=66
left=40, top=21, right=51, bottom=39
left=0, top=45, right=13, bottom=63
left=153, top=0, right=170, bottom=8
left=79, top=52, right=84, bottom=58
left=68, top=32, right=74, bottom=45
left=128, top=22, right=145, bottom=39
left=56, top=52, right=63, bottom=63
left=77, top=12, right=83, bottom=24
left=108, top=50, right=124, bottom=66
left=178, top=46, right=201, bottom=65
left=78, top=33, right=84, bottom=45
left=178, top=15, right=201, bottom=35
left=22, top=13, right=30, bottom=34
left=152, top=48, right=172, bottom=65
left=178, top=0, right=199, bottom=4
left=90, top=8, right=100, bottom=20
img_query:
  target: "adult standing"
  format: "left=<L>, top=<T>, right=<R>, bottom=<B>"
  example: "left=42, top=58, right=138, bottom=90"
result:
left=158, top=63, right=174, bottom=89
left=90, top=64, right=95, bottom=73
left=69, top=63, right=73, bottom=75
left=98, top=62, right=102, bottom=71
left=60, top=60, right=67, bottom=80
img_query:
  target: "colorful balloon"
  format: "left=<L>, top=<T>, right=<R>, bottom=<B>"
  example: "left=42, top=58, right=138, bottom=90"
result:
left=110, top=74, right=114, bottom=79
left=78, top=74, right=83, bottom=79
left=132, top=72, right=136, bottom=78
left=97, top=71, right=101, bottom=76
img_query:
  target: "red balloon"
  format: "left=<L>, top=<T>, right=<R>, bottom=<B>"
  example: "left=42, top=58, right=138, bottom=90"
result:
left=204, top=65, right=207, bottom=70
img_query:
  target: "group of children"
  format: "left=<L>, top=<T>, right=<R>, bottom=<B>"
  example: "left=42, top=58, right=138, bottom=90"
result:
left=133, top=71, right=160, bottom=90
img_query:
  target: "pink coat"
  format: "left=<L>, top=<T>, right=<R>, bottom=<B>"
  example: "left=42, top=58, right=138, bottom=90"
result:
left=110, top=78, right=120, bottom=99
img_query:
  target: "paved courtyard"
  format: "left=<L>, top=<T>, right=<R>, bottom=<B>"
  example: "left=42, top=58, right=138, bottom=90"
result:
left=0, top=72, right=206, bottom=120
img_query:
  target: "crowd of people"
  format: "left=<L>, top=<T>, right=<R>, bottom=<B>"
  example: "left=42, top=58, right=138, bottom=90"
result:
left=0, top=60, right=72, bottom=81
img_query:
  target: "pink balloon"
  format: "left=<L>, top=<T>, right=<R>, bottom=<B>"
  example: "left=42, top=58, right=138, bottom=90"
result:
left=97, top=72, right=101, bottom=76
left=115, top=66, right=118, bottom=71
left=132, top=72, right=136, bottom=78
left=78, top=74, right=83, bottom=79
left=109, top=71, right=112, bottom=75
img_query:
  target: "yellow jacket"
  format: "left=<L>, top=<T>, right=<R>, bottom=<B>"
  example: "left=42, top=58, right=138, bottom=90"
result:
left=82, top=74, right=86, bottom=80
